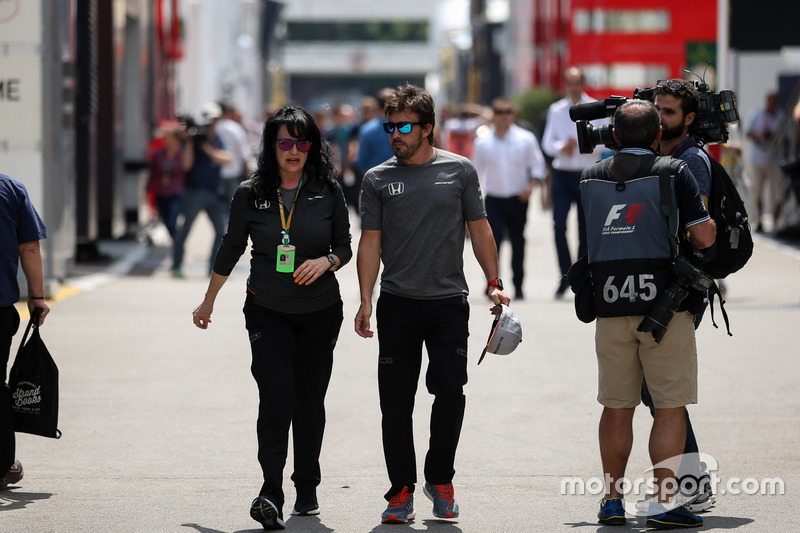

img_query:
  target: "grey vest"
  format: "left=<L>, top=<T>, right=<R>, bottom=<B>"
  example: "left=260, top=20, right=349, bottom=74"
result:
left=580, top=153, right=681, bottom=317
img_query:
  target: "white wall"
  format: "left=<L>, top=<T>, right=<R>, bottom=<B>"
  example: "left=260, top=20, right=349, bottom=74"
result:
left=731, top=51, right=799, bottom=163
left=176, top=0, right=262, bottom=122
left=732, top=52, right=787, bottom=132
left=730, top=50, right=800, bottom=228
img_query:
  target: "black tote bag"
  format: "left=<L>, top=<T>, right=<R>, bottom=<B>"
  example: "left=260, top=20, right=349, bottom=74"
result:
left=8, top=309, right=62, bottom=439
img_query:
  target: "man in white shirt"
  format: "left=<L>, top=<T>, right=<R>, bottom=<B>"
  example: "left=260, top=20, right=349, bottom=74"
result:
left=216, top=102, right=252, bottom=206
left=542, top=67, right=609, bottom=298
left=746, top=92, right=783, bottom=232
left=472, top=98, right=546, bottom=299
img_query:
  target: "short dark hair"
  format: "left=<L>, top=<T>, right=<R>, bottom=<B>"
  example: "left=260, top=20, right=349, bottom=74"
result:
left=653, top=78, right=699, bottom=116
left=491, top=97, right=515, bottom=113
left=613, top=100, right=661, bottom=146
left=384, top=84, right=436, bottom=146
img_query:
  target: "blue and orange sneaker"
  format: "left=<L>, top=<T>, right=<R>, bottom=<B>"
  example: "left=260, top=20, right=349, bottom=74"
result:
left=381, top=486, right=415, bottom=524
left=423, top=482, right=459, bottom=519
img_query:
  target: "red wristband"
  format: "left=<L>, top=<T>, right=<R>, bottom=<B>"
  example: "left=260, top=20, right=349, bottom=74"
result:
left=487, top=279, right=504, bottom=291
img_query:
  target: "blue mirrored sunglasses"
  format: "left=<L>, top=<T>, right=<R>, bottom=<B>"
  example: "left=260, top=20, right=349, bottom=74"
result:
left=383, top=121, right=424, bottom=134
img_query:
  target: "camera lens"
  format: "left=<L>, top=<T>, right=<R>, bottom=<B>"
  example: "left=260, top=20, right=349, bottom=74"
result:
left=637, top=281, right=688, bottom=343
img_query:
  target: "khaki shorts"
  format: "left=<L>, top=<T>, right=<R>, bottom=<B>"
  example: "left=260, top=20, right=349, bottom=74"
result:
left=595, top=312, right=697, bottom=409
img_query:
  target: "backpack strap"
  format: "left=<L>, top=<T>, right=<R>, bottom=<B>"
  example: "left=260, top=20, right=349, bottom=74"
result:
left=707, top=280, right=733, bottom=336
left=649, top=156, right=683, bottom=257
left=671, top=136, right=703, bottom=159
left=658, top=162, right=673, bottom=217
left=582, top=156, right=613, bottom=181
left=673, top=138, right=714, bottom=188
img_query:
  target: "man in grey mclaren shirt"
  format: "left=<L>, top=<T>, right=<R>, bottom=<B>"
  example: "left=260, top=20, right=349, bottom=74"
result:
left=355, top=84, right=510, bottom=525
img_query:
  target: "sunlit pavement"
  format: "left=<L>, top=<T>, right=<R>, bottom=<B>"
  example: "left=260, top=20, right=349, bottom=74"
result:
left=2, top=192, right=798, bottom=532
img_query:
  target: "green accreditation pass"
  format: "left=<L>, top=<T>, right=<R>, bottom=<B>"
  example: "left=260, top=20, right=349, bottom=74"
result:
left=276, top=176, right=303, bottom=274
left=276, top=243, right=295, bottom=272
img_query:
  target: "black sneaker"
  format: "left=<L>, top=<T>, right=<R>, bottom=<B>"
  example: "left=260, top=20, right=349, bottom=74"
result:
left=250, top=496, right=286, bottom=530
left=646, top=502, right=703, bottom=529
left=597, top=498, right=626, bottom=526
left=291, top=489, right=320, bottom=516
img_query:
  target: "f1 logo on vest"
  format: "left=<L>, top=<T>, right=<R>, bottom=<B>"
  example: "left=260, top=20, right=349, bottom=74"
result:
left=603, top=204, right=645, bottom=235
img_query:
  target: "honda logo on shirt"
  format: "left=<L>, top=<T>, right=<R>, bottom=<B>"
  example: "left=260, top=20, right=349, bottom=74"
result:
left=387, top=182, right=405, bottom=196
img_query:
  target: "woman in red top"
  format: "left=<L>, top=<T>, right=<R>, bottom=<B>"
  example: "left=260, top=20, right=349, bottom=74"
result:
left=146, top=127, right=188, bottom=240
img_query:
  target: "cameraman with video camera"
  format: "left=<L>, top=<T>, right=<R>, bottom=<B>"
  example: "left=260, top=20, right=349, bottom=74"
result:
left=647, top=78, right=718, bottom=513
left=581, top=100, right=715, bottom=528
left=171, top=102, right=233, bottom=278
left=655, top=79, right=712, bottom=216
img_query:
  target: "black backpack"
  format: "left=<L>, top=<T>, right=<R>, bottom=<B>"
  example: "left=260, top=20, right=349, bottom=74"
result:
left=651, top=155, right=732, bottom=336
left=674, top=141, right=753, bottom=279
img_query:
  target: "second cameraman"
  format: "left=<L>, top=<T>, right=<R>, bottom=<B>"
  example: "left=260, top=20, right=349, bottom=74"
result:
left=172, top=102, right=233, bottom=278
left=650, top=78, right=718, bottom=512
left=581, top=100, right=715, bottom=528
left=655, top=79, right=712, bottom=214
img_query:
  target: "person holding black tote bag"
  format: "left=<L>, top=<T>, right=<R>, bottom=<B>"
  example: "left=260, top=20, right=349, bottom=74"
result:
left=9, top=308, right=61, bottom=440
left=1, top=172, right=51, bottom=490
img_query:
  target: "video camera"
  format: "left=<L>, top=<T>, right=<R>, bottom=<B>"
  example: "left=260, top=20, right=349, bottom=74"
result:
left=568, top=80, right=739, bottom=154
left=176, top=114, right=208, bottom=143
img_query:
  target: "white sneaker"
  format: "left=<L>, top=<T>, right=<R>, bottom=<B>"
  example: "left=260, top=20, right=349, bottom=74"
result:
left=687, top=477, right=715, bottom=512
left=635, top=489, right=702, bottom=515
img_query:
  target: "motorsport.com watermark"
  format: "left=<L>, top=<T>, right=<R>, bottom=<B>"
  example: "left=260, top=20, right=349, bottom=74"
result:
left=561, top=453, right=785, bottom=498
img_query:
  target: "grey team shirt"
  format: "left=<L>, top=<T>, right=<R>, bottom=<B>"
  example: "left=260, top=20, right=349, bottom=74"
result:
left=360, top=149, right=487, bottom=299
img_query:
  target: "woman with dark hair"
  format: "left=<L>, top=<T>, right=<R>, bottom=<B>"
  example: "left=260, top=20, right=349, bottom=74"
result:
left=192, top=106, right=352, bottom=530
